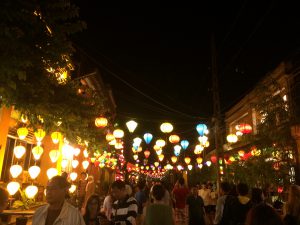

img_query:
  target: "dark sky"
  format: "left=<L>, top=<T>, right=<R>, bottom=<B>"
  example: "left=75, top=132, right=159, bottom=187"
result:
left=72, top=3, right=300, bottom=138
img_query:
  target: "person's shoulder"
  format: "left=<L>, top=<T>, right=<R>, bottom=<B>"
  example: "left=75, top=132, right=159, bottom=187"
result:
left=34, top=204, right=48, bottom=214
left=65, top=201, right=81, bottom=213
left=127, top=196, right=137, bottom=204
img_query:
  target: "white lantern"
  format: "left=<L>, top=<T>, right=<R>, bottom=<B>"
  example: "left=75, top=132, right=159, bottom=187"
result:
left=82, top=160, right=89, bottom=170
left=72, top=160, right=79, bottom=169
left=160, top=122, right=173, bottom=133
left=25, top=185, right=38, bottom=199
left=10, top=165, right=22, bottom=178
left=70, top=172, right=78, bottom=181
left=73, top=148, right=81, bottom=157
left=47, top=168, right=58, bottom=179
left=7, top=182, right=20, bottom=196
left=113, top=129, right=124, bottom=139
left=227, top=134, right=238, bottom=143
left=49, top=150, right=60, bottom=163
left=28, top=166, right=41, bottom=179
left=133, top=137, right=142, bottom=146
left=126, top=120, right=138, bottom=133
left=61, top=159, right=68, bottom=169
left=13, top=146, right=26, bottom=159
left=156, top=139, right=166, bottom=147
left=69, top=184, right=77, bottom=193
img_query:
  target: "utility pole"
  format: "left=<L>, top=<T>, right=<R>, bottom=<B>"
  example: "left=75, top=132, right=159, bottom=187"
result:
left=211, top=34, right=224, bottom=192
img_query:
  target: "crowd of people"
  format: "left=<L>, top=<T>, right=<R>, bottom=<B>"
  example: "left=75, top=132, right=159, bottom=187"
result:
left=0, top=174, right=300, bottom=225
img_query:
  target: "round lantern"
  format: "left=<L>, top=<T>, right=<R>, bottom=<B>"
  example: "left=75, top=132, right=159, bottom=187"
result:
left=17, top=127, right=28, bottom=140
left=171, top=156, right=178, bottom=163
left=133, top=154, right=138, bottom=160
left=160, top=122, right=173, bottom=133
left=47, top=168, right=58, bottom=179
left=70, top=172, right=78, bottom=181
left=239, top=123, right=252, bottom=134
left=7, top=182, right=20, bottom=196
left=143, top=133, right=153, bottom=144
left=206, top=161, right=212, bottom=167
left=158, top=154, right=164, bottom=162
left=169, top=135, right=180, bottom=144
left=32, top=146, right=44, bottom=160
left=156, top=139, right=166, bottom=147
left=73, top=148, right=81, bottom=157
left=10, top=165, right=23, bottom=178
left=180, top=140, right=189, bottom=150
left=238, top=150, right=245, bottom=157
left=227, top=134, right=238, bottom=143
left=196, top=157, right=203, bottom=164
left=28, top=166, right=41, bottom=179
left=184, top=157, right=191, bottom=164
left=25, top=185, right=38, bottom=199
left=95, top=116, right=108, bottom=128
left=194, top=145, right=204, bottom=154
left=106, top=133, right=115, bottom=142
left=196, top=124, right=207, bottom=136
left=153, top=145, right=161, bottom=151
left=154, top=162, right=159, bottom=167
left=133, top=137, right=142, bottom=146
left=113, top=129, right=124, bottom=139
left=51, top=132, right=61, bottom=144
left=126, top=120, right=138, bottom=133
left=61, top=159, right=68, bottom=169
left=210, top=155, right=217, bottom=163
left=34, top=129, right=46, bottom=142
left=156, top=149, right=162, bottom=155
left=187, top=165, right=193, bottom=170
left=144, top=150, right=150, bottom=159
left=13, top=146, right=26, bottom=159
left=49, top=150, right=60, bottom=163
left=198, top=136, right=208, bottom=145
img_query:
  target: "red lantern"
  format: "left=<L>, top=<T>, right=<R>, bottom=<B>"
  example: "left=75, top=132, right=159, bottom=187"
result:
left=239, top=123, right=252, bottom=134
left=95, top=117, right=108, bottom=128
left=169, top=135, right=180, bottom=144
left=144, top=150, right=150, bottom=159
left=277, top=186, right=283, bottom=193
left=211, top=155, right=217, bottom=163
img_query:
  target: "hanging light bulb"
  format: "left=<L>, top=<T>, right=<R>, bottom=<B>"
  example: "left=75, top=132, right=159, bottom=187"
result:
left=13, top=146, right=26, bottom=159
left=70, top=172, right=78, bottom=181
left=7, top=182, right=20, bottom=196
left=51, top=132, right=61, bottom=144
left=10, top=165, right=23, bottom=178
left=34, top=129, right=46, bottom=142
left=47, top=168, right=58, bottom=179
left=25, top=185, right=38, bottom=199
left=126, top=120, right=138, bottom=133
left=49, top=150, right=60, bottom=163
left=17, top=127, right=28, bottom=140
left=72, top=160, right=79, bottom=169
left=32, top=146, right=44, bottom=160
left=28, top=166, right=41, bottom=179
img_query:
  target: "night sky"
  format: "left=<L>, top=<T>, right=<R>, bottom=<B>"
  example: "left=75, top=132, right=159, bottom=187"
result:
left=72, top=3, right=300, bottom=138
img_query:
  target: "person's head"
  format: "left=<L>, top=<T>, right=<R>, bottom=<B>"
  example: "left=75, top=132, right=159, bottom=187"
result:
left=178, top=177, right=185, bottom=186
left=125, top=184, right=132, bottom=196
left=0, top=187, right=9, bottom=212
left=137, top=180, right=145, bottom=191
left=245, top=203, right=284, bottom=225
left=80, top=172, right=87, bottom=180
left=152, top=184, right=165, bottom=201
left=85, top=195, right=101, bottom=217
left=251, top=188, right=264, bottom=204
left=191, top=187, right=198, bottom=196
left=87, top=176, right=94, bottom=182
left=61, top=172, right=68, bottom=179
left=286, top=184, right=300, bottom=217
left=111, top=180, right=127, bottom=200
left=220, top=182, right=231, bottom=195
left=46, top=176, right=70, bottom=205
left=237, top=183, right=249, bottom=196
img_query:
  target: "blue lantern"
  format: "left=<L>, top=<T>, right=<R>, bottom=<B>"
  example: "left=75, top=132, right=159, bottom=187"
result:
left=180, top=140, right=189, bottom=150
left=174, top=149, right=180, bottom=156
left=143, top=133, right=153, bottom=144
left=196, top=124, right=207, bottom=136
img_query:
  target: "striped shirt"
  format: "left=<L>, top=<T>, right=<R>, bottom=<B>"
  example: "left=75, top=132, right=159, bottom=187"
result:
left=111, top=196, right=138, bottom=225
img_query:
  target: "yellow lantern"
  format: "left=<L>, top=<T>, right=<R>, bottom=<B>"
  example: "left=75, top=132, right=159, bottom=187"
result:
left=113, top=129, right=124, bottom=139
left=106, top=133, right=115, bottom=142
left=32, top=146, right=44, bottom=160
left=95, top=116, right=108, bottom=128
left=137, top=147, right=142, bottom=152
left=70, top=172, right=78, bottom=181
left=49, top=150, right=60, bottom=163
left=10, top=165, right=22, bottom=178
left=169, top=135, right=180, bottom=144
left=126, top=120, right=138, bottom=133
left=25, top=185, right=38, bottom=199
left=17, top=127, right=28, bottom=140
left=82, top=160, right=89, bottom=170
left=28, top=166, right=41, bottom=179
left=7, top=182, right=20, bottom=196
left=69, top=184, right=77, bottom=193
left=34, top=129, right=46, bottom=142
left=99, top=163, right=105, bottom=168
left=154, top=162, right=159, bottom=167
left=133, top=154, right=138, bottom=160
left=51, top=132, right=61, bottom=144
left=72, top=160, right=79, bottom=169
left=156, top=149, right=162, bottom=155
left=229, top=156, right=236, bottom=162
left=115, top=142, right=123, bottom=149
left=196, top=157, right=203, bottom=164
left=184, top=157, right=191, bottom=164
left=13, top=146, right=26, bottom=159
left=47, top=168, right=58, bottom=179
left=160, top=122, right=173, bottom=133
left=198, top=136, right=208, bottom=145
left=171, top=156, right=178, bottom=163
left=156, top=139, right=166, bottom=147
left=153, top=145, right=161, bottom=151
left=158, top=154, right=164, bottom=162
left=165, top=164, right=173, bottom=170
left=227, top=134, right=238, bottom=143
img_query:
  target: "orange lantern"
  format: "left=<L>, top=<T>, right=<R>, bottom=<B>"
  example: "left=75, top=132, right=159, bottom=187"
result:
left=158, top=154, right=164, bottom=162
left=169, top=135, right=180, bottom=144
left=106, top=133, right=115, bottom=142
left=144, top=150, right=150, bottom=159
left=95, top=117, right=108, bottom=128
left=238, top=150, right=245, bottom=157
left=171, top=156, right=178, bottom=163
left=196, top=157, right=203, bottom=164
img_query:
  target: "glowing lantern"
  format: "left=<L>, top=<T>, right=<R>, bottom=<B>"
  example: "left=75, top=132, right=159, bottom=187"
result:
left=196, top=124, right=207, bottom=136
left=61, top=159, right=68, bottom=169
left=188, top=165, right=193, bottom=170
left=238, top=150, right=245, bottom=157
left=206, top=161, right=212, bottom=167
left=51, top=132, right=61, bottom=144
left=83, top=149, right=89, bottom=158
left=32, top=146, right=44, bottom=160
left=21, top=115, right=28, bottom=123
left=227, top=134, right=238, bottom=143
left=158, top=154, right=164, bottom=162
left=277, top=186, right=283, bottom=193
left=82, top=160, right=89, bottom=170
left=28, top=166, right=41, bottom=179
left=72, top=160, right=79, bottom=169
left=7, top=182, right=20, bottom=195
left=49, top=150, right=60, bottom=163
left=205, top=141, right=210, bottom=147
left=239, top=123, right=252, bottom=134
left=211, top=155, right=217, bottom=163
left=156, top=139, right=166, bottom=147
left=13, top=146, right=26, bottom=159
left=106, top=133, right=115, bottom=142
left=113, top=129, right=124, bottom=139
left=17, top=127, right=28, bottom=140
left=171, top=156, right=178, bottom=163
left=229, top=156, right=236, bottom=162
left=194, top=145, right=204, bottom=154
left=126, top=120, right=138, bottom=133
left=144, top=150, right=150, bottom=159
left=143, top=133, right=153, bottom=144
left=236, top=131, right=243, bottom=136
left=70, top=172, right=78, bottom=181
left=160, top=122, right=173, bottom=133
left=174, top=147, right=181, bottom=157
left=25, top=185, right=38, bottom=199
left=47, top=168, right=58, bottom=179
left=177, top=165, right=183, bottom=171
left=196, top=157, right=203, bottom=164
left=154, top=162, right=159, bottom=167
left=133, top=154, right=138, bottom=160
left=198, top=136, right=208, bottom=145
left=180, top=140, right=189, bottom=150
left=95, top=117, right=108, bottom=128
left=133, top=137, right=142, bottom=146
left=184, top=157, right=191, bottom=164
left=169, top=135, right=180, bottom=144
left=69, top=185, right=77, bottom=193
left=115, top=142, right=123, bottom=149
left=153, top=145, right=161, bottom=151
left=62, top=144, right=74, bottom=159
left=156, top=149, right=162, bottom=155
left=34, top=129, right=46, bottom=142
left=137, top=147, right=142, bottom=152
left=10, top=165, right=22, bottom=178
left=73, top=148, right=81, bottom=157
